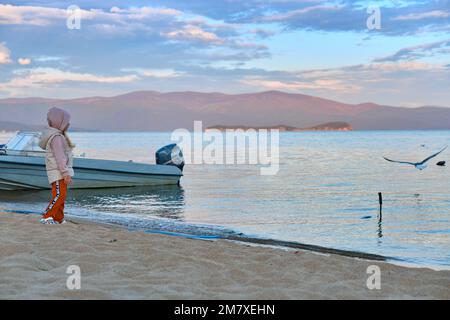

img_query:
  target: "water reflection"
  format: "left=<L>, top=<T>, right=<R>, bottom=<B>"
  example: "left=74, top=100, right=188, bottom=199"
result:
left=414, top=193, right=423, bottom=208
left=378, top=201, right=383, bottom=240
left=0, top=185, right=186, bottom=220
left=377, top=219, right=383, bottom=243
left=75, top=185, right=185, bottom=220
left=71, top=185, right=186, bottom=220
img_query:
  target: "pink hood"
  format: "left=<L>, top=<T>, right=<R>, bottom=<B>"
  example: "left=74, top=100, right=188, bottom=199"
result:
left=47, top=107, right=71, bottom=131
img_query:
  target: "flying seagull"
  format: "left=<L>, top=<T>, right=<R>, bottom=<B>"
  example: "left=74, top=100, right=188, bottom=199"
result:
left=383, top=146, right=447, bottom=170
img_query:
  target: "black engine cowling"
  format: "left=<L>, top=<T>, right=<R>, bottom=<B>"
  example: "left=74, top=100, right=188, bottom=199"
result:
left=155, top=144, right=185, bottom=171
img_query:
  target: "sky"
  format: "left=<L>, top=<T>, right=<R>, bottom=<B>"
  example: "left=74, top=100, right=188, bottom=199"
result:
left=0, top=0, right=449, bottom=107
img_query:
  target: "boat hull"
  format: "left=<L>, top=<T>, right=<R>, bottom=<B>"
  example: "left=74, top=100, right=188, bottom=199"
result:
left=0, top=155, right=182, bottom=190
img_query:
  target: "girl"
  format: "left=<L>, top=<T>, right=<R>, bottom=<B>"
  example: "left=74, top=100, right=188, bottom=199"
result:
left=38, top=107, right=75, bottom=225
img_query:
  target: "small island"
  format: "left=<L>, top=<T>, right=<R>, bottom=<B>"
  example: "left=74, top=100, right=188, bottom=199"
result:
left=206, top=122, right=353, bottom=132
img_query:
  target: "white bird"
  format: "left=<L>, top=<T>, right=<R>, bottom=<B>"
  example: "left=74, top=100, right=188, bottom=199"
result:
left=383, top=146, right=447, bottom=170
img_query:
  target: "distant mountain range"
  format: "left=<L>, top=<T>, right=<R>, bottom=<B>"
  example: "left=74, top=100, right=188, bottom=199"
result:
left=1, top=90, right=449, bottom=131
left=0, top=120, right=94, bottom=132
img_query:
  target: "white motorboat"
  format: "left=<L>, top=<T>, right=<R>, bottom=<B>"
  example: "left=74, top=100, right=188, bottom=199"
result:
left=0, top=132, right=184, bottom=190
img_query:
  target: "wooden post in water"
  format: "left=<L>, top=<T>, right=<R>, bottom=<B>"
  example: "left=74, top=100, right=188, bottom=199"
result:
left=378, top=192, right=383, bottom=221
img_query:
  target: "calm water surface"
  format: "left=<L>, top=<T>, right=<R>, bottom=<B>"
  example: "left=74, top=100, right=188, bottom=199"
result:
left=1, top=131, right=449, bottom=268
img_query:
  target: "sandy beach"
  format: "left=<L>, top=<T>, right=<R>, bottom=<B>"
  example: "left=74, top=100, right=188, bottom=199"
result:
left=0, top=212, right=449, bottom=300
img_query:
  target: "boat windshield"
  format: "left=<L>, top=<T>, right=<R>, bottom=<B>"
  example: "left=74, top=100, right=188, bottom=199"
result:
left=5, top=132, right=42, bottom=151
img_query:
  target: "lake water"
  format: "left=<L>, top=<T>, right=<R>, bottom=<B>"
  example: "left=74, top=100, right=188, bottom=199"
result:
left=1, top=131, right=449, bottom=268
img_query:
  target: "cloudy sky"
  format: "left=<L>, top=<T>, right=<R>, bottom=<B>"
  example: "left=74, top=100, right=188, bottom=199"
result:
left=0, top=0, right=449, bottom=107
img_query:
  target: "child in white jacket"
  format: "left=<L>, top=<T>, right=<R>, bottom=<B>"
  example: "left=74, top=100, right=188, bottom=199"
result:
left=38, top=107, right=75, bottom=224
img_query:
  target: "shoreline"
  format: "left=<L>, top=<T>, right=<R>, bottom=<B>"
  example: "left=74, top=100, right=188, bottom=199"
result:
left=1, top=211, right=449, bottom=299
left=3, top=209, right=391, bottom=262
left=2, top=209, right=449, bottom=271
left=75, top=215, right=391, bottom=262
left=4, top=209, right=450, bottom=270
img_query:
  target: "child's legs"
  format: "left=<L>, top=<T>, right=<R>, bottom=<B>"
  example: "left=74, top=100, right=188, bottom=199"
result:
left=43, top=179, right=67, bottom=222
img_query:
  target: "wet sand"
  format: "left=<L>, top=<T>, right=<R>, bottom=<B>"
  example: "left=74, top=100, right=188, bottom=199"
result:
left=0, top=212, right=449, bottom=299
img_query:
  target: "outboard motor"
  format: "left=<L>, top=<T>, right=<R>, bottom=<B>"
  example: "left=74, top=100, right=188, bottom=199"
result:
left=155, top=144, right=185, bottom=171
